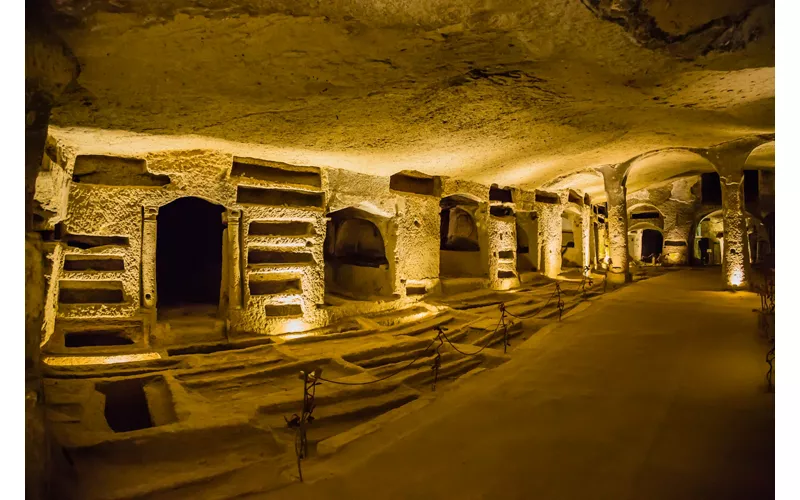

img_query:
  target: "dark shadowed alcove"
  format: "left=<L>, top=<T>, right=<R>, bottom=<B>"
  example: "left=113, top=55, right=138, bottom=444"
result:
left=156, top=197, right=225, bottom=316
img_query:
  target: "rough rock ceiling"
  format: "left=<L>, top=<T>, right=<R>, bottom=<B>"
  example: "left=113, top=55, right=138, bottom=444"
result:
left=46, top=0, right=775, bottom=195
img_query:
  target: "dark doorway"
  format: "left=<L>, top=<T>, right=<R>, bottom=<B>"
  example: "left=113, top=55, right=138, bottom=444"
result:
left=641, top=229, right=664, bottom=261
left=156, top=197, right=225, bottom=315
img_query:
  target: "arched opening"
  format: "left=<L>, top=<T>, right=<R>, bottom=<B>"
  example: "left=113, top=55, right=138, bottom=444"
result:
left=628, top=224, right=664, bottom=264
left=156, top=197, right=225, bottom=319
left=561, top=209, right=581, bottom=268
left=439, top=195, right=485, bottom=278
left=515, top=212, right=539, bottom=273
left=641, top=229, right=664, bottom=263
left=325, top=208, right=391, bottom=299
left=692, top=210, right=770, bottom=266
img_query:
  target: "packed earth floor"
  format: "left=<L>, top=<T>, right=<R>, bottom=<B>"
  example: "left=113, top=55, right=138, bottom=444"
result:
left=45, top=267, right=774, bottom=499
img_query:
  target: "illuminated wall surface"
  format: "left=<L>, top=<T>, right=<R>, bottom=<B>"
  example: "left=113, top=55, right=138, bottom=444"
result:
left=24, top=2, right=775, bottom=497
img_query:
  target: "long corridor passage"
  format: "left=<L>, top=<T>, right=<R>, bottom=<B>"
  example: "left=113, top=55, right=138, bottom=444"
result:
left=260, top=268, right=775, bottom=500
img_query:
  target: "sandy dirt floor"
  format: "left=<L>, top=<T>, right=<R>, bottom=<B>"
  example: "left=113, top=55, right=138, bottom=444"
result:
left=253, top=267, right=774, bottom=500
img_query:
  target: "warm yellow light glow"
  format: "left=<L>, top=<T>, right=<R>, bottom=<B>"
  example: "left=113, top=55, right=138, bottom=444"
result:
left=730, top=270, right=744, bottom=287
left=283, top=319, right=309, bottom=334
left=42, top=352, right=162, bottom=367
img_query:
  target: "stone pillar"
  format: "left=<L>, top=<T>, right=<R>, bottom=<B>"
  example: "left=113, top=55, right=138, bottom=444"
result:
left=599, top=165, right=631, bottom=284
left=580, top=204, right=592, bottom=274
left=227, top=209, right=243, bottom=311
left=538, top=200, right=564, bottom=279
left=141, top=206, right=159, bottom=309
left=720, top=172, right=751, bottom=289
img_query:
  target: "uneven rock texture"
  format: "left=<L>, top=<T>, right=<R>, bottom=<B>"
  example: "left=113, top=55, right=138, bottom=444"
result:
left=45, top=0, right=774, bottom=193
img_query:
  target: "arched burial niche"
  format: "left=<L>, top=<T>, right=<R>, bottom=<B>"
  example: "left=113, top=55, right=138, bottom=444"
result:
left=516, top=212, right=539, bottom=273
left=156, top=197, right=225, bottom=319
left=439, top=195, right=486, bottom=278
left=324, top=207, right=392, bottom=299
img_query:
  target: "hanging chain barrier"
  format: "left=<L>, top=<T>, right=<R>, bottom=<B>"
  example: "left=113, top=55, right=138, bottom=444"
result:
left=284, top=368, right=322, bottom=482
left=284, top=272, right=612, bottom=480
left=555, top=282, right=565, bottom=321
left=431, top=331, right=444, bottom=391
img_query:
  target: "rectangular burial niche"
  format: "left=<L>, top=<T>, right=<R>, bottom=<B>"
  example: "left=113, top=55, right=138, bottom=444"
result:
left=497, top=270, right=516, bottom=279
left=230, top=157, right=322, bottom=188
left=490, top=205, right=514, bottom=217
left=631, top=212, right=661, bottom=220
left=664, top=240, right=687, bottom=247
left=64, top=233, right=129, bottom=250
left=236, top=186, right=325, bottom=209
left=156, top=197, right=225, bottom=318
left=59, top=280, right=124, bottom=304
left=489, top=185, right=513, bottom=203
left=498, top=250, right=514, bottom=260
left=405, top=284, right=427, bottom=295
left=535, top=192, right=560, bottom=204
left=63, top=254, right=125, bottom=272
left=64, top=329, right=134, bottom=348
left=248, top=220, right=315, bottom=237
left=264, top=304, right=303, bottom=317
left=72, top=155, right=170, bottom=187
left=248, top=276, right=302, bottom=296
left=390, top=171, right=438, bottom=196
left=96, top=379, right=153, bottom=433
left=248, top=249, right=315, bottom=265
left=568, top=191, right=583, bottom=205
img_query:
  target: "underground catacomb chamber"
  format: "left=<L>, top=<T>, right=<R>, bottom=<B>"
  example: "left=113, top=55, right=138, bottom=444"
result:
left=439, top=195, right=486, bottom=278
left=156, top=197, right=225, bottom=318
left=325, top=208, right=392, bottom=298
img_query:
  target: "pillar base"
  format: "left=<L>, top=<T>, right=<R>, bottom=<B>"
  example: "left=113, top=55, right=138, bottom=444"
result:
left=606, top=270, right=630, bottom=285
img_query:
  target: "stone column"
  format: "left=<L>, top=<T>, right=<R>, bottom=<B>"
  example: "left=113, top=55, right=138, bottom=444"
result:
left=719, top=171, right=751, bottom=289
left=537, top=197, right=565, bottom=279
left=599, top=164, right=631, bottom=284
left=580, top=204, right=592, bottom=274
left=227, top=209, right=243, bottom=310
left=141, top=206, right=159, bottom=309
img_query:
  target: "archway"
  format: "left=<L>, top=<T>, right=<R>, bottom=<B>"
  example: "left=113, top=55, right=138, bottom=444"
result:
left=692, top=210, right=769, bottom=266
left=640, top=229, right=664, bottom=263
left=156, top=197, right=225, bottom=318
left=325, top=208, right=391, bottom=298
left=439, top=195, right=485, bottom=278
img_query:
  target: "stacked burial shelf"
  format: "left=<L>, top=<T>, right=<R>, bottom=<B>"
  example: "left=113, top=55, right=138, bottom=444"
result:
left=233, top=158, right=326, bottom=322
left=54, top=232, right=146, bottom=351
